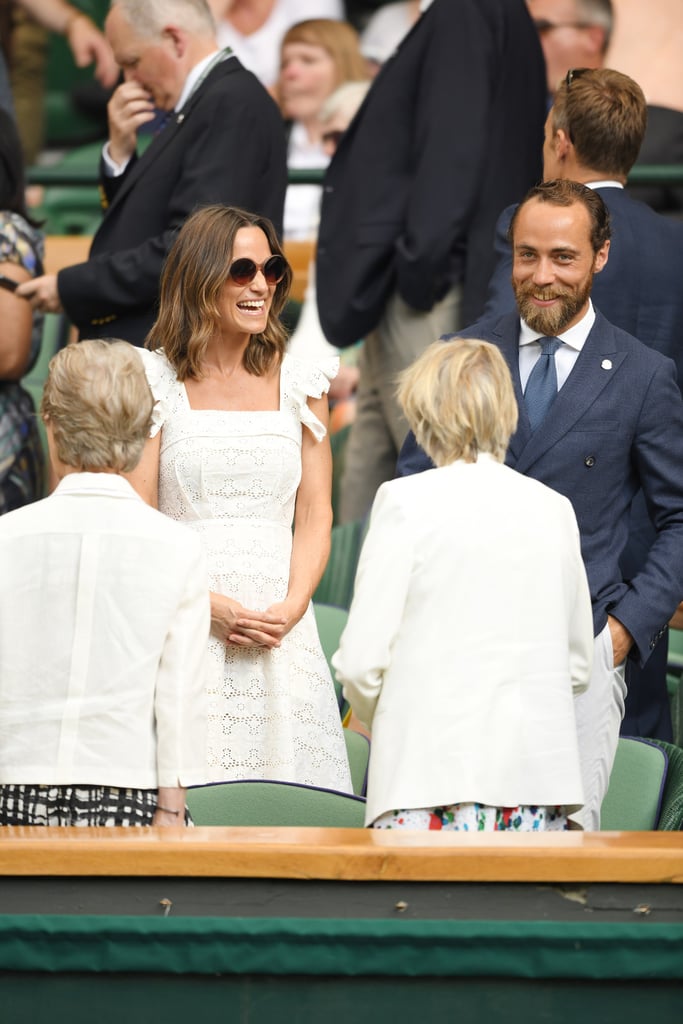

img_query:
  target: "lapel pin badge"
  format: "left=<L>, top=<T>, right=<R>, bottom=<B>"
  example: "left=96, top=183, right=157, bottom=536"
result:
left=601, top=358, right=612, bottom=370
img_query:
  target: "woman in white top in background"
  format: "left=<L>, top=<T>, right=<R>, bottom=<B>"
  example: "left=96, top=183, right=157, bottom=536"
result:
left=208, top=0, right=345, bottom=92
left=333, top=338, right=593, bottom=832
left=276, top=18, right=368, bottom=241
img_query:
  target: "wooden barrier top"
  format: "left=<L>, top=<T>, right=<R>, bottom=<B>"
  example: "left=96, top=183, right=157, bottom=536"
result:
left=1, top=827, right=682, bottom=884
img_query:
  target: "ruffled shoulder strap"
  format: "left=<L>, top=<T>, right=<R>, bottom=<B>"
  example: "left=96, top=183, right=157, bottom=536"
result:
left=136, top=348, right=183, bottom=437
left=281, top=352, right=339, bottom=442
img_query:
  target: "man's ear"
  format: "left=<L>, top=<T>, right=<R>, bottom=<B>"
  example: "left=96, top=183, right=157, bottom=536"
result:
left=554, top=128, right=571, bottom=162
left=593, top=239, right=610, bottom=275
left=162, top=25, right=185, bottom=58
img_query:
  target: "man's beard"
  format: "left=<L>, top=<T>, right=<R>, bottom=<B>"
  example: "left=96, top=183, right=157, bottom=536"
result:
left=514, top=277, right=592, bottom=336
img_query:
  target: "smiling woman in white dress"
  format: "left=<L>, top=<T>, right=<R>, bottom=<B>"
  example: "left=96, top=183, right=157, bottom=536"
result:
left=133, top=203, right=351, bottom=791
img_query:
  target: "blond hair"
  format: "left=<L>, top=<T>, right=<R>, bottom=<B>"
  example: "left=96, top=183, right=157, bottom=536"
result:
left=40, top=340, right=154, bottom=473
left=397, top=339, right=518, bottom=467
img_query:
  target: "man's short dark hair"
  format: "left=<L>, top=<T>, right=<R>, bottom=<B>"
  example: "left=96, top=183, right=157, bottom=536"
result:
left=508, top=179, right=611, bottom=253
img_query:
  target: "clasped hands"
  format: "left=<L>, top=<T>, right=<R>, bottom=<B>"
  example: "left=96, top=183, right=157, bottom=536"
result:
left=211, top=593, right=305, bottom=649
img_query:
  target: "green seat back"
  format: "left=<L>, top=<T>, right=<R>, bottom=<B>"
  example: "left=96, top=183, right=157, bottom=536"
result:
left=645, top=738, right=683, bottom=831
left=666, top=673, right=683, bottom=748
left=601, top=737, right=667, bottom=830
left=343, top=728, right=370, bottom=798
left=667, top=628, right=683, bottom=670
left=38, top=188, right=102, bottom=236
left=21, top=312, right=68, bottom=496
left=186, top=779, right=366, bottom=828
left=313, top=519, right=365, bottom=610
left=330, top=423, right=351, bottom=526
left=313, top=602, right=348, bottom=712
left=44, top=2, right=111, bottom=147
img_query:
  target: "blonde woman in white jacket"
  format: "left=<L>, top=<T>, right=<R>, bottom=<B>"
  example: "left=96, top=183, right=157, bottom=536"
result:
left=333, top=338, right=593, bottom=831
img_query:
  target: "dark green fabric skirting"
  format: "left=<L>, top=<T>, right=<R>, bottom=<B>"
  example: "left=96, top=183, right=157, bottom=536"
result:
left=0, top=915, right=681, bottom=979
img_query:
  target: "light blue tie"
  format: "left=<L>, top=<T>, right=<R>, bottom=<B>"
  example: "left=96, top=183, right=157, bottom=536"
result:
left=524, top=336, right=561, bottom=431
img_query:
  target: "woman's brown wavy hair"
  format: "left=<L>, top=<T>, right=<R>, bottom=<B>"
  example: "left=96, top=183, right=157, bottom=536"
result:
left=146, top=204, right=292, bottom=379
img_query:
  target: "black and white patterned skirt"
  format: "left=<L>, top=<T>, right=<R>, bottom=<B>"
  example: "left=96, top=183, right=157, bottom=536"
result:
left=0, top=784, right=159, bottom=826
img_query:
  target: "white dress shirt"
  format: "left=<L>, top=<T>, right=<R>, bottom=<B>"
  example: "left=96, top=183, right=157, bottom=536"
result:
left=0, top=473, right=210, bottom=789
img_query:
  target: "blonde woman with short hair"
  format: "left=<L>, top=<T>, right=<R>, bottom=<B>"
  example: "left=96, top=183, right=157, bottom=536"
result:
left=333, top=338, right=594, bottom=831
left=0, top=340, right=210, bottom=827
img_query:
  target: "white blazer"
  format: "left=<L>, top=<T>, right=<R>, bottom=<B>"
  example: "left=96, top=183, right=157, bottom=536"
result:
left=0, top=473, right=210, bottom=789
left=332, top=455, right=593, bottom=825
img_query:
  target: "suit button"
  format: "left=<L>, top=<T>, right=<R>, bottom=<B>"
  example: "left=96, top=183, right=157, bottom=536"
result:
left=584, top=456, right=596, bottom=468
left=324, top=185, right=334, bottom=193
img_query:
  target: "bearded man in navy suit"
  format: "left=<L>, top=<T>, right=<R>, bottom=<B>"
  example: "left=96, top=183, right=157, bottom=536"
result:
left=398, top=180, right=683, bottom=829
left=485, top=68, right=683, bottom=742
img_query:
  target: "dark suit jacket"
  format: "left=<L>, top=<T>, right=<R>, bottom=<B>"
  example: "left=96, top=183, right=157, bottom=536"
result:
left=58, top=57, right=288, bottom=345
left=484, top=187, right=683, bottom=384
left=397, top=310, right=683, bottom=666
left=315, top=0, right=546, bottom=348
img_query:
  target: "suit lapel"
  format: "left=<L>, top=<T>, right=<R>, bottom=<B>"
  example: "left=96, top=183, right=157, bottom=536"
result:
left=513, top=312, right=627, bottom=474
left=485, top=314, right=530, bottom=462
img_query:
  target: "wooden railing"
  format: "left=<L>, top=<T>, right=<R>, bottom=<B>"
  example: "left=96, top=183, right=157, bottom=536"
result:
left=1, top=826, right=682, bottom=883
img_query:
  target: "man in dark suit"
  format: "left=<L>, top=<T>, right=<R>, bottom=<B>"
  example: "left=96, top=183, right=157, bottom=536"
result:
left=19, top=0, right=287, bottom=345
left=484, top=68, right=683, bottom=741
left=398, top=181, right=683, bottom=828
left=316, top=0, right=547, bottom=524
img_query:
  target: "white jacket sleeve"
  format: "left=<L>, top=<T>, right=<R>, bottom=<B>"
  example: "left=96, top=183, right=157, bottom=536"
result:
left=154, top=539, right=211, bottom=787
left=332, top=483, right=414, bottom=729
left=565, top=501, right=594, bottom=696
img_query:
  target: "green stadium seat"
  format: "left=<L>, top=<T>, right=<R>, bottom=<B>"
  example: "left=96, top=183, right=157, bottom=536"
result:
left=186, top=779, right=366, bottom=828
left=601, top=737, right=667, bottom=830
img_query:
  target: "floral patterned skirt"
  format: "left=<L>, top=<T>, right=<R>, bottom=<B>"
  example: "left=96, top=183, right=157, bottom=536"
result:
left=372, top=802, right=569, bottom=831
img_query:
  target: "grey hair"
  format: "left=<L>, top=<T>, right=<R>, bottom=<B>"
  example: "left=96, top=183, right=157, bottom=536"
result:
left=109, top=0, right=215, bottom=37
left=41, top=339, right=155, bottom=473
left=575, top=0, right=613, bottom=50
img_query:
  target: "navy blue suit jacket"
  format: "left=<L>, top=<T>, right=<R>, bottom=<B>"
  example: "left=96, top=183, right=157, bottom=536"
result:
left=484, top=187, right=683, bottom=385
left=316, top=0, right=546, bottom=346
left=397, top=311, right=683, bottom=666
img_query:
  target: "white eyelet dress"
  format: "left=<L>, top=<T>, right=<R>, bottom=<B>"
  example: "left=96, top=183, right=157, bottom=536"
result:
left=140, top=349, right=352, bottom=792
